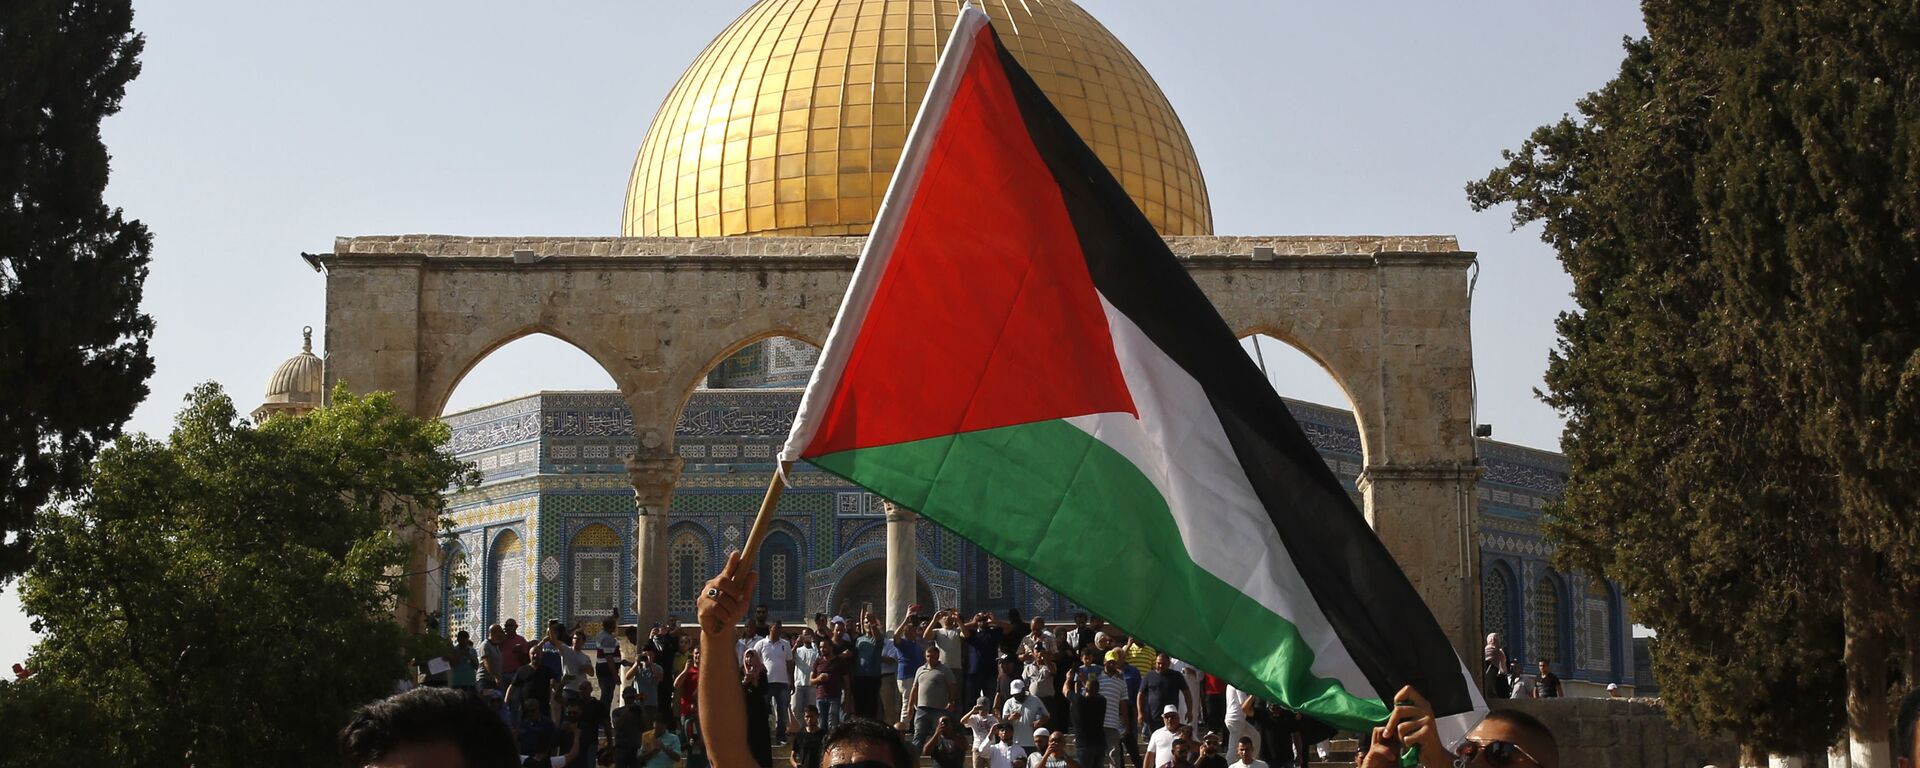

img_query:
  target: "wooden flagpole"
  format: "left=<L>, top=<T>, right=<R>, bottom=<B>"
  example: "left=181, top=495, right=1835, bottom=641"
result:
left=738, top=463, right=790, bottom=571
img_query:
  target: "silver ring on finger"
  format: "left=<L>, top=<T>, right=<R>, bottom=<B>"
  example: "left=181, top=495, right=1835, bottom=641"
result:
left=706, top=587, right=720, bottom=598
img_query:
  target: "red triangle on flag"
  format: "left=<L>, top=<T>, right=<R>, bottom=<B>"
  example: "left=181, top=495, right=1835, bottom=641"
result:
left=799, top=24, right=1136, bottom=458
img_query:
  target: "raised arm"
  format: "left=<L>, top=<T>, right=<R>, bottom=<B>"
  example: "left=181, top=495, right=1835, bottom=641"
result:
left=696, top=550, right=760, bottom=768
left=559, top=722, right=584, bottom=767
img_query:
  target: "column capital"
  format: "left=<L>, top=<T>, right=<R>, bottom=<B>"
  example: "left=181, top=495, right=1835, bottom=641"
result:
left=625, top=454, right=684, bottom=515
left=1355, top=461, right=1482, bottom=490
left=881, top=498, right=917, bottom=523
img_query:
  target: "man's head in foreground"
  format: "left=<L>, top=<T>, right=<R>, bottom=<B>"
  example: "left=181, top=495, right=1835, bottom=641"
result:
left=1461, top=709, right=1558, bottom=768
left=339, top=687, right=516, bottom=768
left=822, top=717, right=914, bottom=767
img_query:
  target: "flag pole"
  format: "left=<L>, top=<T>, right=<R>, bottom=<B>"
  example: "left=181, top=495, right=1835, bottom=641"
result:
left=739, top=462, right=791, bottom=569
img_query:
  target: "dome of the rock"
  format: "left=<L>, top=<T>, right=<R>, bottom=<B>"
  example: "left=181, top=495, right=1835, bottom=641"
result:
left=622, top=0, right=1211, bottom=238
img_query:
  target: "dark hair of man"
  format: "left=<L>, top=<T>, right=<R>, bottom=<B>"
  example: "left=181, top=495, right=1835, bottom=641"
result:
left=338, top=687, right=518, bottom=768
left=823, top=717, right=914, bottom=767
left=1480, top=709, right=1558, bottom=766
left=1237, top=736, right=1253, bottom=747
left=1896, top=687, right=1920, bottom=762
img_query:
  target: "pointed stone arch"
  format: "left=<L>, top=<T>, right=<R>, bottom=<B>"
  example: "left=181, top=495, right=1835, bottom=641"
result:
left=426, top=327, right=629, bottom=419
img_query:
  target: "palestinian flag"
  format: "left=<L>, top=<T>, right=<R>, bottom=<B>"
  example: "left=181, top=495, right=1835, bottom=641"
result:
left=779, top=5, right=1483, bottom=734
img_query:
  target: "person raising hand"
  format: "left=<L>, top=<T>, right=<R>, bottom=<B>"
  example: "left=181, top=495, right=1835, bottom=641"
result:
left=697, top=550, right=762, bottom=768
left=1356, top=685, right=1557, bottom=768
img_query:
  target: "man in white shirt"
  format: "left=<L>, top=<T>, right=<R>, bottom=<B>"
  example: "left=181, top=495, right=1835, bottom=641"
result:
left=1097, top=659, right=1130, bottom=768
left=1143, top=705, right=1182, bottom=768
left=553, top=631, right=594, bottom=700
left=752, top=621, right=794, bottom=743
left=1223, top=684, right=1258, bottom=758
left=1019, top=617, right=1055, bottom=659
left=1001, top=679, right=1050, bottom=752
left=1232, top=736, right=1267, bottom=768
left=983, top=722, right=1028, bottom=768
left=791, top=628, right=821, bottom=733
left=931, top=609, right=966, bottom=688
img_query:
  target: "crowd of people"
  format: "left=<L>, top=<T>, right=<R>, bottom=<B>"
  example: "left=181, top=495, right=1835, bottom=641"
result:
left=1479, top=633, right=1572, bottom=700
left=710, top=603, right=1334, bottom=768
left=391, top=613, right=703, bottom=767
left=684, top=551, right=1553, bottom=768
left=341, top=553, right=1587, bottom=768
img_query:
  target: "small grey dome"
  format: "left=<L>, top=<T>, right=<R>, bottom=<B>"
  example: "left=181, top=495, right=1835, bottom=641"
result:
left=262, top=326, right=324, bottom=407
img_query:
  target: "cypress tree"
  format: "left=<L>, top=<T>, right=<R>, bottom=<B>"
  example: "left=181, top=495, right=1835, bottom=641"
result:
left=1474, top=2, right=1920, bottom=760
left=0, top=0, right=154, bottom=579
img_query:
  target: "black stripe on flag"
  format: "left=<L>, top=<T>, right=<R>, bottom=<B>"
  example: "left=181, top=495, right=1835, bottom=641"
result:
left=985, top=29, right=1474, bottom=718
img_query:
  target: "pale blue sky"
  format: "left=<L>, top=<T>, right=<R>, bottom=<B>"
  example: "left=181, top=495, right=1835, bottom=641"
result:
left=1, top=1, right=1647, bottom=668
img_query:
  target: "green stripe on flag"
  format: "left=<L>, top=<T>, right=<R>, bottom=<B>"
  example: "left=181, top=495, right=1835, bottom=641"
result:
left=808, top=418, right=1391, bottom=730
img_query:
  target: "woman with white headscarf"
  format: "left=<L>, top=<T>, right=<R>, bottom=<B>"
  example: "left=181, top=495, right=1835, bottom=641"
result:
left=1483, top=633, right=1511, bottom=698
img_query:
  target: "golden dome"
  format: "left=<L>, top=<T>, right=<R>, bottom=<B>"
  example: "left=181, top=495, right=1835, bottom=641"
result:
left=623, top=0, right=1211, bottom=238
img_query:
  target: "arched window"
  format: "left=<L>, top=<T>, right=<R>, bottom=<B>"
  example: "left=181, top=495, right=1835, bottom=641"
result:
left=757, top=531, right=802, bottom=617
left=1580, top=578, right=1615, bottom=673
left=668, top=529, right=709, bottom=618
left=490, top=530, right=527, bottom=627
left=443, top=544, right=471, bottom=637
left=1530, top=574, right=1561, bottom=667
left=570, top=524, right=625, bottom=625
left=1481, top=565, right=1511, bottom=646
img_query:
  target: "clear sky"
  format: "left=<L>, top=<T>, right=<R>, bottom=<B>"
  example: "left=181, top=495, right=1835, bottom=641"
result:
left=0, top=0, right=1648, bottom=669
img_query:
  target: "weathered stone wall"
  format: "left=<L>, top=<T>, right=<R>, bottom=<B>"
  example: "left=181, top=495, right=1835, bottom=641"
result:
left=1494, top=698, right=1738, bottom=768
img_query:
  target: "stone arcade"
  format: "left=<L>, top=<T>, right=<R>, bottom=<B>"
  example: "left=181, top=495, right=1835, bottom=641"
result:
left=318, top=234, right=1484, bottom=660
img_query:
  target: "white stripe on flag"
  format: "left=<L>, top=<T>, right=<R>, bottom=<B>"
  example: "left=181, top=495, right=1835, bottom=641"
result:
left=1065, top=297, right=1376, bottom=700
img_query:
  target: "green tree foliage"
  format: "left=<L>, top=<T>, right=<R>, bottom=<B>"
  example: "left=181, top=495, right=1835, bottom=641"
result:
left=0, top=0, right=155, bottom=580
left=1682, top=5, right=1920, bottom=752
left=0, top=383, right=479, bottom=767
left=1471, top=1, right=1920, bottom=755
left=1466, top=28, right=1848, bottom=757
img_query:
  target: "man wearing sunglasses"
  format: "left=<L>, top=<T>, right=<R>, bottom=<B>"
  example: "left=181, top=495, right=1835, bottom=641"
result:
left=1356, top=686, right=1557, bottom=768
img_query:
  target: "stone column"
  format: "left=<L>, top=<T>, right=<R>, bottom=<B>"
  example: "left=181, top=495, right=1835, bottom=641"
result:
left=883, top=500, right=918, bottom=628
left=1358, top=463, right=1483, bottom=669
left=628, top=454, right=684, bottom=629
left=321, top=255, right=431, bottom=627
